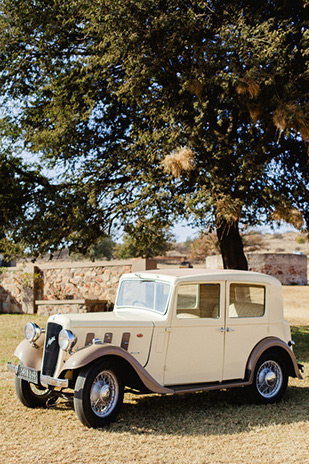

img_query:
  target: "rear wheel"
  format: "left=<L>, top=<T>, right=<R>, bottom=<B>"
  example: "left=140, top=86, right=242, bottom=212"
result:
left=74, top=360, right=124, bottom=428
left=248, top=351, right=288, bottom=404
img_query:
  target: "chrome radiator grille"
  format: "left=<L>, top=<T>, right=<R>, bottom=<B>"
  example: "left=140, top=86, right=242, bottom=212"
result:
left=42, top=322, right=62, bottom=377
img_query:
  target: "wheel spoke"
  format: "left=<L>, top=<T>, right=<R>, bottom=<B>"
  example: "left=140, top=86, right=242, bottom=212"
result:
left=256, top=360, right=283, bottom=399
left=90, top=369, right=119, bottom=418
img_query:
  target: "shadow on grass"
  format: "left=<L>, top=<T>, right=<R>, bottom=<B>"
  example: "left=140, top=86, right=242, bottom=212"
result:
left=105, top=328, right=309, bottom=436
left=7, top=318, right=306, bottom=436
left=105, top=384, right=309, bottom=436
left=46, top=379, right=307, bottom=436
left=291, top=325, right=309, bottom=363
left=47, top=327, right=308, bottom=435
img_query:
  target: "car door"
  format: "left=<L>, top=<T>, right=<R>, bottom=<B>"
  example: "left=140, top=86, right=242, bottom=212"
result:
left=163, top=281, right=225, bottom=386
left=222, top=282, right=269, bottom=380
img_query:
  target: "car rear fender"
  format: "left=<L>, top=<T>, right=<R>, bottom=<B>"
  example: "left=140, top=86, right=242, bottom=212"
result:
left=246, top=336, right=303, bottom=382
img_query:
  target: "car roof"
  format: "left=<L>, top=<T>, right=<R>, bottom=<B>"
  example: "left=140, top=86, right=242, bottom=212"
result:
left=121, top=268, right=280, bottom=286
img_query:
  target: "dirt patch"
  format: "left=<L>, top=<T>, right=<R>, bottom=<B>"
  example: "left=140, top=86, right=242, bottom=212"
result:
left=282, top=286, right=309, bottom=325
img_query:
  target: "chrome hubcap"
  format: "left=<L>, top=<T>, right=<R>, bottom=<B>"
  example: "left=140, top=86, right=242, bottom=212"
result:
left=256, top=360, right=282, bottom=398
left=90, top=370, right=119, bottom=417
left=265, top=371, right=276, bottom=386
left=100, top=385, right=111, bottom=402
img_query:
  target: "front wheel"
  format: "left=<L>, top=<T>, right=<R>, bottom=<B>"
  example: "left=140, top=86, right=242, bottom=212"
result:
left=73, top=360, right=124, bottom=428
left=15, top=376, right=53, bottom=408
left=248, top=351, right=288, bottom=404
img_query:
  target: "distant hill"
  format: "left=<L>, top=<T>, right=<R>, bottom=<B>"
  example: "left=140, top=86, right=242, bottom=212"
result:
left=170, top=232, right=308, bottom=264
left=242, top=232, right=309, bottom=255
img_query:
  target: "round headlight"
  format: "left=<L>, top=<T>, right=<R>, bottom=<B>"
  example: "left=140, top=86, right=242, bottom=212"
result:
left=58, top=329, right=77, bottom=352
left=24, top=322, right=42, bottom=343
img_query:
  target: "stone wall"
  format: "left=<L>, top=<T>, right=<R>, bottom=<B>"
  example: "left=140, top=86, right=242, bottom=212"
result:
left=36, top=302, right=106, bottom=317
left=0, top=258, right=157, bottom=315
left=0, top=267, right=24, bottom=313
left=206, top=253, right=308, bottom=285
left=39, top=264, right=132, bottom=302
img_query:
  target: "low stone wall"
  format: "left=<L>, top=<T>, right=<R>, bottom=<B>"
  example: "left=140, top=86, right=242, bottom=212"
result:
left=36, top=301, right=109, bottom=317
left=0, top=267, right=24, bottom=313
left=38, top=302, right=89, bottom=316
left=39, top=264, right=132, bottom=302
left=0, top=258, right=157, bottom=315
left=206, top=253, right=308, bottom=285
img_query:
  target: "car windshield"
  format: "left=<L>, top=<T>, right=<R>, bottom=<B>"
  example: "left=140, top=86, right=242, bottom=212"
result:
left=116, top=279, right=171, bottom=314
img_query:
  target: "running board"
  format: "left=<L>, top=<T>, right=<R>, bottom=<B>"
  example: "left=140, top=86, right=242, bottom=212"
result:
left=166, top=378, right=251, bottom=395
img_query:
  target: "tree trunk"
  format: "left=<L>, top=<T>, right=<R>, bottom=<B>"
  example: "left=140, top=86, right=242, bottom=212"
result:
left=216, top=219, right=248, bottom=270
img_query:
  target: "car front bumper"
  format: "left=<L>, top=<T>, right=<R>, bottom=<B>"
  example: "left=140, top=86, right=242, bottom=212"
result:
left=7, top=362, right=69, bottom=388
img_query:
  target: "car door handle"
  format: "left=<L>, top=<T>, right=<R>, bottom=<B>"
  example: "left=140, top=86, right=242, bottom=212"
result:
left=226, top=327, right=235, bottom=332
left=217, top=327, right=226, bottom=332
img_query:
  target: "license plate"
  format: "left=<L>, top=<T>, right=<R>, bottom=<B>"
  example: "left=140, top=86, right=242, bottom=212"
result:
left=17, top=365, right=39, bottom=384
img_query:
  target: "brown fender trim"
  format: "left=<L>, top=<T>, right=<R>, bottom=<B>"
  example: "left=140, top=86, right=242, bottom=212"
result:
left=246, top=337, right=303, bottom=382
left=60, top=344, right=173, bottom=394
left=13, top=336, right=45, bottom=371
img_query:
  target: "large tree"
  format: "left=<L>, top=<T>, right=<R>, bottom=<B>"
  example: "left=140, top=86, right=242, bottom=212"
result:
left=0, top=151, right=46, bottom=260
left=0, top=0, right=308, bottom=267
left=0, top=150, right=117, bottom=259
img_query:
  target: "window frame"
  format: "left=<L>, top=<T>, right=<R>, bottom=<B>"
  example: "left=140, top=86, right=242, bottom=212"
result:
left=228, top=283, right=266, bottom=319
left=116, top=278, right=171, bottom=315
left=176, top=282, right=221, bottom=320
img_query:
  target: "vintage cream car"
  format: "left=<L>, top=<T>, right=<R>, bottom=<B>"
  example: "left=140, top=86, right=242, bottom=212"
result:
left=8, top=269, right=303, bottom=428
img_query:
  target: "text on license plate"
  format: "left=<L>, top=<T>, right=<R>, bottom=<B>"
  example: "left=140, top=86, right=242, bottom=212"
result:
left=17, top=365, right=39, bottom=384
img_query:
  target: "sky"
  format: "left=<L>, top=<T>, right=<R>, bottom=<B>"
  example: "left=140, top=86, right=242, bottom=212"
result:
left=171, top=220, right=299, bottom=243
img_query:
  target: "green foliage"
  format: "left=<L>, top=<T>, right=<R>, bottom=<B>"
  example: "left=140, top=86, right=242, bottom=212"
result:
left=0, top=152, right=50, bottom=258
left=0, top=0, right=308, bottom=267
left=19, top=271, right=41, bottom=289
left=295, top=235, right=307, bottom=244
left=72, top=237, right=116, bottom=261
left=114, top=220, right=174, bottom=259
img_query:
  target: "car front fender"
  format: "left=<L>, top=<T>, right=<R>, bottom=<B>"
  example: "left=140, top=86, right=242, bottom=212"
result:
left=13, top=335, right=45, bottom=371
left=60, top=343, right=173, bottom=394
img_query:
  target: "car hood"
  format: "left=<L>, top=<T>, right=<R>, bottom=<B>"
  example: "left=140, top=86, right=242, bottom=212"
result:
left=48, top=310, right=156, bottom=329
left=47, top=310, right=156, bottom=368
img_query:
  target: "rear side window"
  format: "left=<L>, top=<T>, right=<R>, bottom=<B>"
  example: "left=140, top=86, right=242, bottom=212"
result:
left=229, top=284, right=265, bottom=318
left=177, top=283, right=220, bottom=319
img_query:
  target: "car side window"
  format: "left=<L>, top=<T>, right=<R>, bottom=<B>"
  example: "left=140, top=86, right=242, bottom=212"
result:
left=229, top=284, right=265, bottom=318
left=177, top=283, right=220, bottom=319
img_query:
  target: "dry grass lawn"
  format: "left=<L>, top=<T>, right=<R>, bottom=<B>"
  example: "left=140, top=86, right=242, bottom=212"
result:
left=0, top=286, right=308, bottom=464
